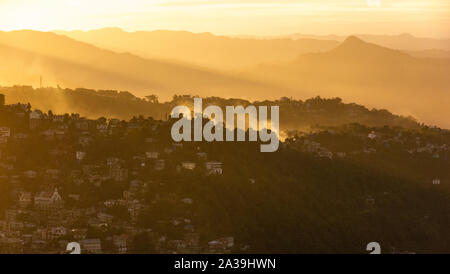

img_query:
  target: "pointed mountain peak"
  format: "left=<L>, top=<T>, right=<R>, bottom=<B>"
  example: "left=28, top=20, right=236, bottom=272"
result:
left=323, top=34, right=411, bottom=61
left=328, top=35, right=372, bottom=55
left=342, top=36, right=366, bottom=46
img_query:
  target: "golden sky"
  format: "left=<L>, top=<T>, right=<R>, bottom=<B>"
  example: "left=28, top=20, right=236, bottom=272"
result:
left=0, top=0, right=449, bottom=37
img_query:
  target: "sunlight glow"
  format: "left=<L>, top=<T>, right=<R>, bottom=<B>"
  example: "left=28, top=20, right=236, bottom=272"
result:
left=0, top=0, right=448, bottom=37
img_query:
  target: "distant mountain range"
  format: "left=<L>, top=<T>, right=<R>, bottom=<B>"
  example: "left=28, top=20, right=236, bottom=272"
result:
left=0, top=29, right=448, bottom=128
left=55, top=29, right=450, bottom=69
left=243, top=36, right=450, bottom=128
left=0, top=30, right=286, bottom=101
left=54, top=28, right=339, bottom=70
left=406, top=49, right=450, bottom=59
left=240, top=32, right=450, bottom=51
left=235, top=32, right=450, bottom=59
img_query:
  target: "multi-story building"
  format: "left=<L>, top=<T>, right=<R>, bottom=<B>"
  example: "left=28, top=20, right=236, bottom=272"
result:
left=34, top=189, right=63, bottom=211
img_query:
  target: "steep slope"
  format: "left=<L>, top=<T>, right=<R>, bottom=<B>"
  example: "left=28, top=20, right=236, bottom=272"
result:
left=407, top=49, right=450, bottom=59
left=0, top=30, right=287, bottom=100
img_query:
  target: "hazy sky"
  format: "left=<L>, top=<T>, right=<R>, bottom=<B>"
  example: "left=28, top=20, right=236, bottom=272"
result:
left=0, top=0, right=449, bottom=37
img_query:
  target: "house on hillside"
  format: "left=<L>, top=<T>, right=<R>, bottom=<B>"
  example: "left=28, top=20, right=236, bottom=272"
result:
left=80, top=238, right=102, bottom=254
left=34, top=188, right=63, bottom=210
left=205, top=161, right=223, bottom=175
left=181, top=162, right=196, bottom=170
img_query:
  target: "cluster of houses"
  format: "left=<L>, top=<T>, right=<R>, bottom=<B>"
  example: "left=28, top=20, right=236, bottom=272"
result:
left=0, top=98, right=236, bottom=254
left=0, top=94, right=448, bottom=254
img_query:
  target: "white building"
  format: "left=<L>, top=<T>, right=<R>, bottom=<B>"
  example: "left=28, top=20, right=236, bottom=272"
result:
left=23, top=170, right=37, bottom=179
left=208, top=237, right=234, bottom=251
left=368, top=131, right=377, bottom=139
left=181, top=161, right=196, bottom=170
left=34, top=188, right=63, bottom=210
left=76, top=151, right=86, bottom=161
left=80, top=238, right=102, bottom=254
left=205, top=161, right=223, bottom=175
left=18, top=191, right=32, bottom=208
left=29, top=110, right=42, bottom=120
left=48, top=226, right=67, bottom=240
left=29, top=110, right=42, bottom=129
left=196, top=152, right=208, bottom=160
left=0, top=127, right=10, bottom=138
left=146, top=152, right=159, bottom=159
left=318, top=150, right=333, bottom=159
left=154, top=159, right=165, bottom=171
left=113, top=235, right=129, bottom=254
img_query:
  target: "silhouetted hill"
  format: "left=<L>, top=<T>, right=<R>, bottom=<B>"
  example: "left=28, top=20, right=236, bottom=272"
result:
left=244, top=37, right=450, bottom=128
left=0, top=86, right=420, bottom=131
left=288, top=33, right=450, bottom=51
left=327, top=36, right=412, bottom=61
left=0, top=30, right=285, bottom=101
left=0, top=30, right=448, bottom=128
left=54, top=28, right=339, bottom=70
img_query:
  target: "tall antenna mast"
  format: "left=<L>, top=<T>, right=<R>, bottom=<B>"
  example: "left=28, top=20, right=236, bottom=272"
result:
left=40, top=76, right=42, bottom=88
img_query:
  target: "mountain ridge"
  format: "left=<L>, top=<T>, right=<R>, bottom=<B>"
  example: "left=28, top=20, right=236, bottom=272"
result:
left=54, top=28, right=340, bottom=70
left=0, top=30, right=288, bottom=101
left=244, top=37, right=450, bottom=128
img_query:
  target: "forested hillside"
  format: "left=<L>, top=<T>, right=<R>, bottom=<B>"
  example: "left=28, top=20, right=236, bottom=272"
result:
left=0, top=86, right=420, bottom=132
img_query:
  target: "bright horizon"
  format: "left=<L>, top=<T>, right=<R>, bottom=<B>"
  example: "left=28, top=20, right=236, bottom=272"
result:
left=0, top=0, right=449, bottom=38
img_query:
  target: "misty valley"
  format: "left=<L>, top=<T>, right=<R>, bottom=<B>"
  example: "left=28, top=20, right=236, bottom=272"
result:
left=0, top=19, right=448, bottom=256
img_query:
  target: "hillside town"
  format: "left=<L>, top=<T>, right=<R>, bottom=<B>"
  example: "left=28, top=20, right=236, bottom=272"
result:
left=0, top=95, right=235, bottom=254
left=0, top=94, right=448, bottom=254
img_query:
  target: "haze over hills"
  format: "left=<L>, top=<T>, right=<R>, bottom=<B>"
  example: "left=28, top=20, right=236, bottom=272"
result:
left=0, top=30, right=286, bottom=101
left=234, top=33, right=450, bottom=59
left=54, top=28, right=339, bottom=70
left=406, top=49, right=450, bottom=59
left=293, top=33, right=450, bottom=59
left=0, top=85, right=420, bottom=132
left=244, top=36, right=450, bottom=128
left=0, top=30, right=449, bottom=128
left=275, top=33, right=450, bottom=51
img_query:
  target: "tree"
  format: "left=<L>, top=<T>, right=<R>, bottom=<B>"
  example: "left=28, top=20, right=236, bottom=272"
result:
left=131, top=232, right=154, bottom=254
left=145, top=94, right=159, bottom=104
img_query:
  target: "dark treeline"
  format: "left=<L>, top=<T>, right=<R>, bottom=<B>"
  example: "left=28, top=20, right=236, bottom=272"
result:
left=0, top=86, right=420, bottom=132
